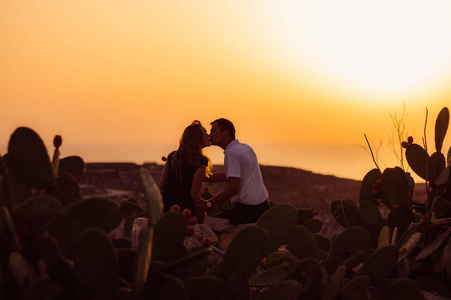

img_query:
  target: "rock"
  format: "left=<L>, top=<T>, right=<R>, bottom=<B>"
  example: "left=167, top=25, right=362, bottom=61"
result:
left=108, top=220, right=125, bottom=239
left=194, top=224, right=219, bottom=246
left=204, top=216, right=234, bottom=233
left=216, top=228, right=238, bottom=251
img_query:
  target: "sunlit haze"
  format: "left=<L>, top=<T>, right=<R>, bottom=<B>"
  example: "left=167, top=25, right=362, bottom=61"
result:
left=2, top=1, right=451, bottom=180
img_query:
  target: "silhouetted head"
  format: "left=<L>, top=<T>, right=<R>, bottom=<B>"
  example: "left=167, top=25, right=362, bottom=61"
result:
left=179, top=120, right=210, bottom=152
left=209, top=118, right=235, bottom=149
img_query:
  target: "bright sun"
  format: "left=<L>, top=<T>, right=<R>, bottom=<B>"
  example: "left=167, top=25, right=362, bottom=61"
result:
left=272, top=0, right=451, bottom=97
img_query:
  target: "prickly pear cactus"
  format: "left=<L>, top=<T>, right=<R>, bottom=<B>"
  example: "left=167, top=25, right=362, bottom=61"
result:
left=12, top=195, right=62, bottom=239
left=331, top=199, right=362, bottom=228
left=152, top=211, right=188, bottom=262
left=0, top=155, right=13, bottom=210
left=327, top=226, right=371, bottom=267
left=184, top=276, right=235, bottom=299
left=288, top=257, right=321, bottom=299
left=256, top=204, right=297, bottom=253
left=248, top=264, right=290, bottom=287
left=297, top=208, right=314, bottom=225
left=359, top=201, right=383, bottom=227
left=287, top=225, right=319, bottom=260
left=339, top=275, right=370, bottom=300
left=73, top=227, right=119, bottom=300
left=435, top=107, right=449, bottom=153
left=406, top=144, right=437, bottom=181
left=61, top=197, right=122, bottom=233
left=380, top=278, right=426, bottom=300
left=322, top=264, right=347, bottom=300
left=58, top=155, right=85, bottom=178
left=380, top=167, right=409, bottom=208
left=140, top=167, right=163, bottom=227
left=353, top=245, right=399, bottom=285
left=254, top=279, right=301, bottom=300
left=218, top=225, right=269, bottom=283
left=7, top=127, right=56, bottom=189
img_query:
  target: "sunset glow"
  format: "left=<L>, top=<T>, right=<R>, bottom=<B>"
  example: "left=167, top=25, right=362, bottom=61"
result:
left=2, top=1, right=451, bottom=180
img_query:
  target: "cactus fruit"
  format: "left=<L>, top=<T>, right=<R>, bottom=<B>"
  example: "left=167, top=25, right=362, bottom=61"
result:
left=52, top=135, right=62, bottom=178
left=359, top=169, right=382, bottom=205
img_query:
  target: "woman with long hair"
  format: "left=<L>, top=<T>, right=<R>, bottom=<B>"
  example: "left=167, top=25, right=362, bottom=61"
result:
left=159, top=120, right=211, bottom=219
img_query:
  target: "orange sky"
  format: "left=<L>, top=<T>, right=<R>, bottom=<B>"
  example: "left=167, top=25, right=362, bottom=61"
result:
left=2, top=1, right=451, bottom=179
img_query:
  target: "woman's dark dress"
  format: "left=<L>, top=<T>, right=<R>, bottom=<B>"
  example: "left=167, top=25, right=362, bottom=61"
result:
left=161, top=151, right=208, bottom=214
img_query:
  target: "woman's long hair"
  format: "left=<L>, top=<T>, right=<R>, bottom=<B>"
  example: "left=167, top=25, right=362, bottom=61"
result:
left=172, top=120, right=211, bottom=182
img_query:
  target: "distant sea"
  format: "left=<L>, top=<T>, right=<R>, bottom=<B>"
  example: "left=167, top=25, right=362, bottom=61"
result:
left=1, top=143, right=414, bottom=181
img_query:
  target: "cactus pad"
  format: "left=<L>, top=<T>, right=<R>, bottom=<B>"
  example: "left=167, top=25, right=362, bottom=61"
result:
left=256, top=204, right=297, bottom=253
left=327, top=226, right=371, bottom=267
left=219, top=225, right=269, bottom=283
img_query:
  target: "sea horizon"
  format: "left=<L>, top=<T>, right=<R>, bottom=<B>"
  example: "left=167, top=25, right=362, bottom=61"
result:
left=1, top=142, right=416, bottom=182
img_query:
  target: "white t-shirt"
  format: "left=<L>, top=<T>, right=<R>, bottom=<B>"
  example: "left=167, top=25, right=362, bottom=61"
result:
left=224, top=139, right=268, bottom=205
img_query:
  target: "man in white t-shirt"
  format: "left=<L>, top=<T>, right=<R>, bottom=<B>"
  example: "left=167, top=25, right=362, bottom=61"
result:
left=195, top=118, right=269, bottom=225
